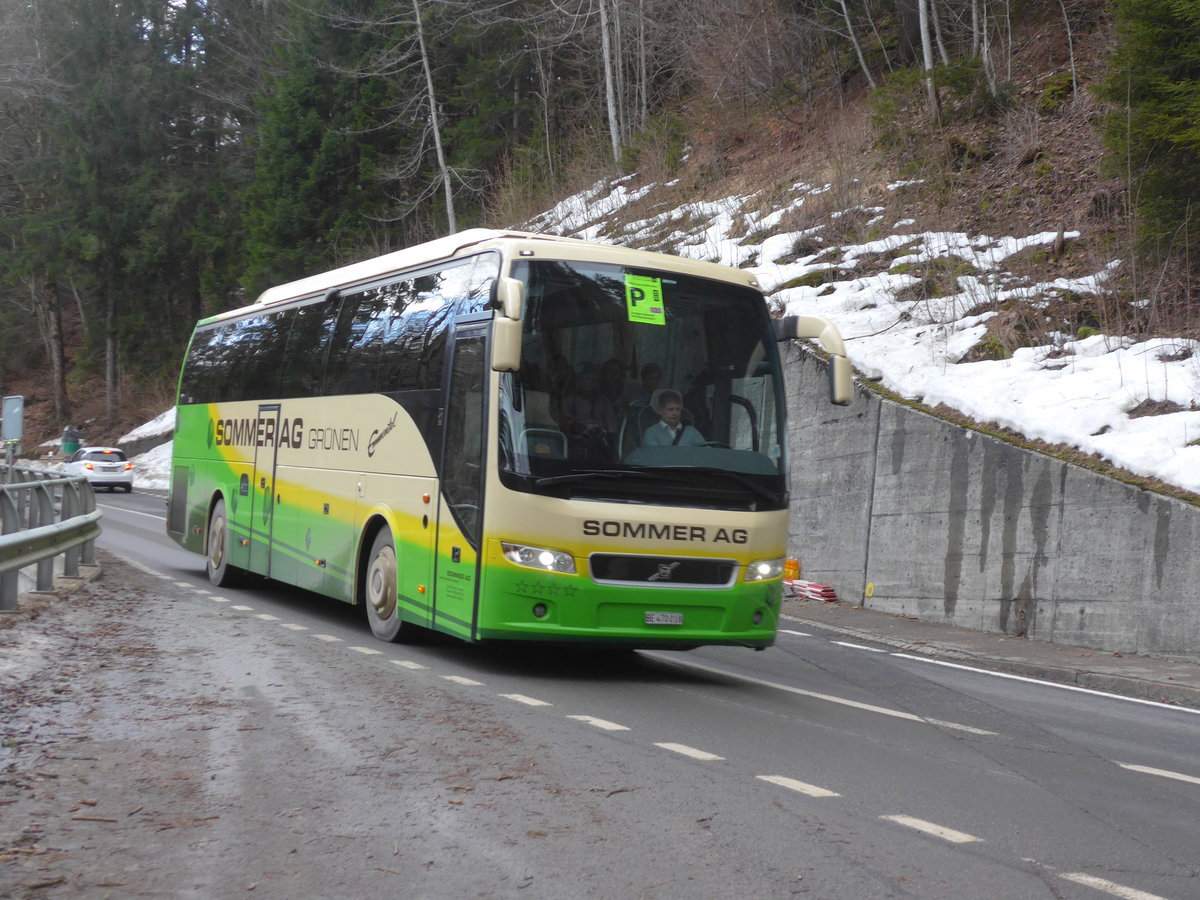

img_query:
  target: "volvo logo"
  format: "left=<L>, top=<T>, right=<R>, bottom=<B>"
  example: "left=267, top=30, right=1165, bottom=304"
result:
left=648, top=561, right=681, bottom=582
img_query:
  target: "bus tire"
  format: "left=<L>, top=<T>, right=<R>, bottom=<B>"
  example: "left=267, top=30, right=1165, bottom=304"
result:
left=364, top=527, right=408, bottom=643
left=206, top=497, right=242, bottom=587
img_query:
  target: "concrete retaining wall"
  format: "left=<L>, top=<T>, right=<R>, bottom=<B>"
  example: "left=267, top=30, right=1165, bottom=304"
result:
left=784, top=344, right=1200, bottom=662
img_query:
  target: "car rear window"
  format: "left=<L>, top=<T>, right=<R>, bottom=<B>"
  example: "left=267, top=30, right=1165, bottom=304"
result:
left=83, top=450, right=127, bottom=462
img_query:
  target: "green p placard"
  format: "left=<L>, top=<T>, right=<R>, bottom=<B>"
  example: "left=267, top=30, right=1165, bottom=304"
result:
left=625, top=275, right=665, bottom=325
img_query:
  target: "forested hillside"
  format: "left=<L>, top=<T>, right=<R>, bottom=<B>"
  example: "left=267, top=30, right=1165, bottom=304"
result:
left=1, top=0, right=1195, bottom=451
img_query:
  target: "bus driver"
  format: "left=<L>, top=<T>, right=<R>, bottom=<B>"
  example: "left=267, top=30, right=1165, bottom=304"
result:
left=642, top=389, right=705, bottom=447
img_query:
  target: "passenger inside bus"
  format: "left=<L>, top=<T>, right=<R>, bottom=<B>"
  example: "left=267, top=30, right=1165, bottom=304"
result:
left=561, top=364, right=620, bottom=460
left=628, top=362, right=663, bottom=408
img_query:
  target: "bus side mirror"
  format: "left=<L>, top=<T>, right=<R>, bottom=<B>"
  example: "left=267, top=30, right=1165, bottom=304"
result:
left=492, top=277, right=524, bottom=372
left=496, top=276, right=524, bottom=320
left=775, top=314, right=853, bottom=406
left=492, top=317, right=522, bottom=372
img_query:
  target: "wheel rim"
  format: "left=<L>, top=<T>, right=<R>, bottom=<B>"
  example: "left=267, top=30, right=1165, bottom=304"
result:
left=209, top=514, right=226, bottom=570
left=367, top=543, right=397, bottom=620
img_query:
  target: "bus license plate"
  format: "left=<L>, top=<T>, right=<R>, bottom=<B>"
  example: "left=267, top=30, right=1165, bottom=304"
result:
left=645, top=612, right=684, bottom=626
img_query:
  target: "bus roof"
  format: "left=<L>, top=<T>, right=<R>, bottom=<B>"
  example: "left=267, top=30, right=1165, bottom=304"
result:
left=202, top=229, right=761, bottom=325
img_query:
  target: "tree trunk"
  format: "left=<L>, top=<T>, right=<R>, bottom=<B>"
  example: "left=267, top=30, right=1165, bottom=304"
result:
left=838, top=0, right=877, bottom=89
left=412, top=0, right=456, bottom=233
left=918, top=0, right=940, bottom=121
left=599, top=0, right=621, bottom=162
left=33, top=272, right=69, bottom=422
left=104, top=282, right=117, bottom=423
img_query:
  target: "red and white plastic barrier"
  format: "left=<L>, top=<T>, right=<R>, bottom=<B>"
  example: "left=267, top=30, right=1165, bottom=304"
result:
left=783, top=579, right=839, bottom=602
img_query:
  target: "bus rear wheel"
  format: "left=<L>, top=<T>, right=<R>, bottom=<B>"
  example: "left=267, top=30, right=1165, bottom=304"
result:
left=207, top=498, right=242, bottom=587
left=364, top=527, right=408, bottom=642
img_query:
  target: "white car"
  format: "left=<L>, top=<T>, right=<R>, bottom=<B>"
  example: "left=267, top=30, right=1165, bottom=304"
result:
left=66, top=446, right=133, bottom=492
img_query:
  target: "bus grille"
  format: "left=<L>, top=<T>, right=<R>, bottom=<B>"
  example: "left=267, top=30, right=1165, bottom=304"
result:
left=589, top=554, right=737, bottom=588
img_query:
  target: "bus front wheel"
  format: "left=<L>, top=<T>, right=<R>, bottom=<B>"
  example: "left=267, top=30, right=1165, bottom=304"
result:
left=364, top=527, right=408, bottom=643
left=207, top=498, right=242, bottom=587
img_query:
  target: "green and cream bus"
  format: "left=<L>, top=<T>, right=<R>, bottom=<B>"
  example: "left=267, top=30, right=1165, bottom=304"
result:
left=167, top=229, right=852, bottom=648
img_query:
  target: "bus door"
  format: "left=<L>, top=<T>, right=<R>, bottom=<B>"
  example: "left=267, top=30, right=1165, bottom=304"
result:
left=248, top=402, right=283, bottom=579
left=432, top=318, right=488, bottom=640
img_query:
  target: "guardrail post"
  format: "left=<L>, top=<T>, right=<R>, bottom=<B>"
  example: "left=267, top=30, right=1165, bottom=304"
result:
left=0, top=488, right=17, bottom=611
left=34, top=481, right=56, bottom=589
left=61, top=480, right=82, bottom=577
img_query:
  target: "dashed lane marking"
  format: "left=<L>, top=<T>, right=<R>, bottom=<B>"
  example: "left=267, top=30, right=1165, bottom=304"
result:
left=312, top=634, right=342, bottom=643
left=442, top=675, right=483, bottom=686
left=391, top=660, right=427, bottom=670
left=756, top=775, right=840, bottom=798
left=280, top=623, right=307, bottom=631
left=655, top=743, right=724, bottom=761
left=880, top=814, right=981, bottom=844
left=231, top=605, right=253, bottom=611
left=779, top=629, right=812, bottom=637
left=254, top=614, right=280, bottom=622
left=567, top=715, right=630, bottom=731
left=349, top=646, right=383, bottom=656
left=501, top=694, right=552, bottom=707
left=1118, top=763, right=1200, bottom=787
left=1059, top=872, right=1168, bottom=900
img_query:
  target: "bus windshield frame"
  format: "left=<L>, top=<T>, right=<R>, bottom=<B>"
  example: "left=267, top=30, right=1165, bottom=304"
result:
left=497, top=258, right=789, bottom=511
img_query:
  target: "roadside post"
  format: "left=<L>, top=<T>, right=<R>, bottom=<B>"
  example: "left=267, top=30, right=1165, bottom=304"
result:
left=2, top=395, right=23, bottom=484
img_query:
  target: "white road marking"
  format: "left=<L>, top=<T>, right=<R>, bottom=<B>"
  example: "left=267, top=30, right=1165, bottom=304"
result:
left=653, top=656, right=995, bottom=735
left=655, top=743, right=724, bottom=761
left=1118, top=763, right=1200, bottom=787
left=349, top=646, right=382, bottom=656
left=231, top=605, right=253, bottom=611
left=280, top=623, right=307, bottom=631
left=831, top=640, right=887, bottom=652
left=566, top=715, right=630, bottom=731
left=391, top=660, right=427, bottom=670
left=780, top=629, right=812, bottom=637
left=254, top=614, right=280, bottom=622
left=500, top=694, right=552, bottom=707
left=99, top=504, right=166, bottom=522
left=1059, top=872, right=1167, bottom=900
left=312, top=634, right=342, bottom=643
left=880, top=814, right=981, bottom=844
left=892, top=653, right=1200, bottom=715
left=756, top=775, right=839, bottom=798
left=442, top=675, right=483, bottom=686
left=210, top=597, right=230, bottom=603
left=172, top=581, right=193, bottom=588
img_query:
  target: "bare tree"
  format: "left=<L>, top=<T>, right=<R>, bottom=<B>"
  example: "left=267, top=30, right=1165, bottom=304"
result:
left=835, top=0, right=878, bottom=89
left=917, top=0, right=940, bottom=120
left=411, top=0, right=456, bottom=231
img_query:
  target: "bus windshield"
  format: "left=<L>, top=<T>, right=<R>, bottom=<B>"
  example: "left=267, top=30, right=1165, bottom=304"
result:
left=498, top=259, right=789, bottom=511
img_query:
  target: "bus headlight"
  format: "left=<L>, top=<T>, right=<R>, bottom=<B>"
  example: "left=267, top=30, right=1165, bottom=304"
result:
left=501, top=542, right=576, bottom=574
left=744, top=557, right=785, bottom=582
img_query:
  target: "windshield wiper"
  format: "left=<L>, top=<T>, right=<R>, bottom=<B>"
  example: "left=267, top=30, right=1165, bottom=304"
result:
left=652, top=466, right=785, bottom=506
left=534, top=468, right=653, bottom=487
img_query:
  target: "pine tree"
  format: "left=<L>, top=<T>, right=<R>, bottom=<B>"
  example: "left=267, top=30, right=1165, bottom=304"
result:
left=1101, top=0, right=1200, bottom=275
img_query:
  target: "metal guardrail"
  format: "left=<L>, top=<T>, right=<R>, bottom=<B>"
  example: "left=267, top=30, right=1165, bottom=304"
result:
left=0, top=464, right=102, bottom=612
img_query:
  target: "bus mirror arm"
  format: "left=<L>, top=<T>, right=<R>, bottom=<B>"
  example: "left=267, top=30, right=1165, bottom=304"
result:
left=775, top=315, right=854, bottom=407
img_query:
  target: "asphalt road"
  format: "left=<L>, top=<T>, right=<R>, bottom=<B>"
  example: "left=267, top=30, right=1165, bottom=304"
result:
left=2, top=489, right=1197, bottom=898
